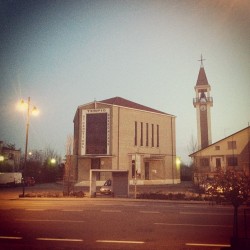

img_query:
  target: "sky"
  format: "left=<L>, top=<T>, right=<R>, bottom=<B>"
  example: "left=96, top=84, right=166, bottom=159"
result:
left=0, top=0, right=249, bottom=164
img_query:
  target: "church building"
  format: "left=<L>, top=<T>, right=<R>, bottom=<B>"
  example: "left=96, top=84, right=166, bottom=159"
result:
left=72, top=97, right=180, bottom=185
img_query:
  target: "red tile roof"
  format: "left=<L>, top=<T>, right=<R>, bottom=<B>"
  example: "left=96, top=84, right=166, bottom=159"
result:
left=196, top=66, right=209, bottom=86
left=100, top=97, right=169, bottom=115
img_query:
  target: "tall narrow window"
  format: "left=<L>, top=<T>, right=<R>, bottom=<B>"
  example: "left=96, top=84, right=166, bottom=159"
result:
left=134, top=121, right=137, bottom=146
left=151, top=124, right=154, bottom=147
left=157, top=124, right=159, bottom=147
left=146, top=123, right=149, bottom=146
left=140, top=122, right=143, bottom=146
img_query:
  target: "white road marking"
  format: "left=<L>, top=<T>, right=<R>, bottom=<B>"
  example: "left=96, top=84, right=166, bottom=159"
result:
left=37, top=237, right=83, bottom=242
left=155, top=222, right=232, bottom=228
left=180, top=211, right=232, bottom=216
left=186, top=243, right=231, bottom=247
left=183, top=205, right=232, bottom=209
left=0, top=236, right=22, bottom=240
left=25, top=209, right=45, bottom=211
left=101, top=209, right=122, bottom=213
left=61, top=209, right=83, bottom=212
left=16, top=219, right=85, bottom=223
left=123, top=204, right=146, bottom=207
left=139, top=211, right=160, bottom=214
left=96, top=240, right=144, bottom=244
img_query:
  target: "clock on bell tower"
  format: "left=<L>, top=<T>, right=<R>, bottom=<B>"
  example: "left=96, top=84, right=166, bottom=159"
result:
left=193, top=55, right=213, bottom=149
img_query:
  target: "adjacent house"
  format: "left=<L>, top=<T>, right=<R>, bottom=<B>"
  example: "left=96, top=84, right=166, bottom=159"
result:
left=189, top=126, right=250, bottom=184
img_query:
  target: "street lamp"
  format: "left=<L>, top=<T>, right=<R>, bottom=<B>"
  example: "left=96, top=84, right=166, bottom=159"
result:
left=50, top=158, right=56, bottom=165
left=17, top=97, right=39, bottom=196
left=0, top=155, right=4, bottom=162
left=176, top=157, right=181, bottom=169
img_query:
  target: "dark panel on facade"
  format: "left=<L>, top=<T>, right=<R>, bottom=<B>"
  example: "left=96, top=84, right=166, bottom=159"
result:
left=86, top=113, right=107, bottom=154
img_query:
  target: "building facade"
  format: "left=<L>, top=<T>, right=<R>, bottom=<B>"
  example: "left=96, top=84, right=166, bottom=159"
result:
left=190, top=126, right=250, bottom=184
left=0, top=141, right=21, bottom=171
left=193, top=57, right=213, bottom=149
left=72, top=97, right=180, bottom=185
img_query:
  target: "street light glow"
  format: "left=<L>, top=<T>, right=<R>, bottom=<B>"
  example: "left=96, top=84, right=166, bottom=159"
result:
left=17, top=99, right=39, bottom=116
left=176, top=157, right=181, bottom=170
left=16, top=99, right=28, bottom=112
left=32, top=106, right=39, bottom=116
left=50, top=158, right=56, bottom=164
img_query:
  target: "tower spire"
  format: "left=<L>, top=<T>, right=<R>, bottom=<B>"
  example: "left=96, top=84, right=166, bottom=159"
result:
left=193, top=55, right=213, bottom=149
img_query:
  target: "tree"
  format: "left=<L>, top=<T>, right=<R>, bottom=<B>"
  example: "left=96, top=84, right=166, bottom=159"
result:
left=187, top=134, right=198, bottom=182
left=207, top=170, right=250, bottom=246
left=63, top=135, right=75, bottom=196
left=23, top=147, right=61, bottom=183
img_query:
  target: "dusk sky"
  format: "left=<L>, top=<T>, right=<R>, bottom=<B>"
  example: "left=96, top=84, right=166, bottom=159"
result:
left=0, top=0, right=249, bottom=164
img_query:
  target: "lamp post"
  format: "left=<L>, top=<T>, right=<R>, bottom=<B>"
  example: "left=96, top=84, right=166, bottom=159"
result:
left=18, top=97, right=39, bottom=197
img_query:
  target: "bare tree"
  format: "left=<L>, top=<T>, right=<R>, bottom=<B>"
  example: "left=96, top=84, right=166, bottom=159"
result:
left=187, top=134, right=198, bottom=155
left=43, top=147, right=61, bottom=164
left=187, top=134, right=198, bottom=181
left=63, top=135, right=74, bottom=195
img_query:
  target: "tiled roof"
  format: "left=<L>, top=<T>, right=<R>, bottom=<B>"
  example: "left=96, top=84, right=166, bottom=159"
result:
left=196, top=66, right=209, bottom=86
left=100, top=97, right=168, bottom=115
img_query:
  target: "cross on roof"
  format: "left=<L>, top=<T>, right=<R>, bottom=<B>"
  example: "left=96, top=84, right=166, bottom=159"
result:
left=198, top=54, right=206, bottom=67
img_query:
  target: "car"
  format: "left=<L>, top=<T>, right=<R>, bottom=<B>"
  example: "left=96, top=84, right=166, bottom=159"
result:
left=100, top=179, right=113, bottom=195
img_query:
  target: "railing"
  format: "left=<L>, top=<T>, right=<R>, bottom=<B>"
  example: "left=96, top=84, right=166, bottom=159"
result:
left=193, top=97, right=213, bottom=105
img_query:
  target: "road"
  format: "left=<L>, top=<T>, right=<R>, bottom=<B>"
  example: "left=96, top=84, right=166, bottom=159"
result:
left=1, top=198, right=248, bottom=250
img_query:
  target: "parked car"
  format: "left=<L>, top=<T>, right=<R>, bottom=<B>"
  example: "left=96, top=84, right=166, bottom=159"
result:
left=100, top=179, right=113, bottom=195
left=23, top=177, right=35, bottom=186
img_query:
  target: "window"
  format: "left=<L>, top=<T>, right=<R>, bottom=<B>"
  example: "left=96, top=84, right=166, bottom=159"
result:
left=151, top=124, right=154, bottom=147
left=134, top=122, right=137, bottom=146
left=132, top=160, right=135, bottom=178
left=200, top=158, right=209, bottom=167
left=227, top=156, right=238, bottom=166
left=228, top=141, right=236, bottom=150
left=157, top=124, right=159, bottom=147
left=146, top=123, right=149, bottom=146
left=215, top=146, right=220, bottom=150
left=86, top=113, right=107, bottom=154
left=140, top=122, right=143, bottom=146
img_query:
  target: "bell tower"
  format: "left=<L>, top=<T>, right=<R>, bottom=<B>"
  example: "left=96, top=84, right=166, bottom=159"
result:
left=193, top=55, right=213, bottom=149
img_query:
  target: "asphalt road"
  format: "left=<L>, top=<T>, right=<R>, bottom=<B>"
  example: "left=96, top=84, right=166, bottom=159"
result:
left=1, top=197, right=248, bottom=250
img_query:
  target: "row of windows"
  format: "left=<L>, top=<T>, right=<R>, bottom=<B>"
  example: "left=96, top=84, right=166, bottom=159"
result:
left=215, top=141, right=237, bottom=151
left=134, top=122, right=159, bottom=147
left=200, top=156, right=238, bottom=167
